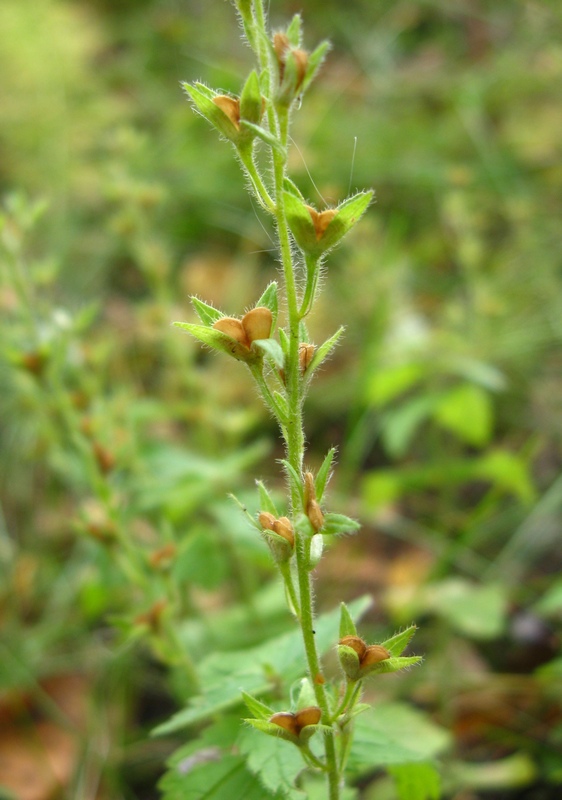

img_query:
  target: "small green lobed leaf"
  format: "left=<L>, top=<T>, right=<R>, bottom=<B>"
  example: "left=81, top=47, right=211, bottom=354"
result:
left=256, top=480, right=279, bottom=516
left=362, top=655, right=423, bottom=677
left=382, top=625, right=418, bottom=657
left=307, top=327, right=345, bottom=375
left=321, top=512, right=361, bottom=536
left=300, top=40, right=331, bottom=96
left=318, top=190, right=374, bottom=253
left=183, top=82, right=239, bottom=142
left=286, top=14, right=303, bottom=47
left=239, top=70, right=263, bottom=126
left=252, top=338, right=285, bottom=370
left=242, top=692, right=273, bottom=720
left=255, top=281, right=279, bottom=326
left=339, top=601, right=359, bottom=639
left=191, top=296, right=223, bottom=326
left=315, top=447, right=337, bottom=503
left=240, top=120, right=286, bottom=154
left=245, top=718, right=299, bottom=745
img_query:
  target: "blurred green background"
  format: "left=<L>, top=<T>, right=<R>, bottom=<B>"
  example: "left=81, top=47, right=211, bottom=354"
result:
left=1, top=0, right=562, bottom=798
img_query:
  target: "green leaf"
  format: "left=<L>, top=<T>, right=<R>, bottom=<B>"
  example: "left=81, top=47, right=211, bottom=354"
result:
left=425, top=579, right=509, bottom=639
left=256, top=282, right=279, bottom=327
left=361, top=655, right=422, bottom=677
left=321, top=512, right=361, bottom=536
left=240, top=120, right=286, bottom=154
left=240, top=70, right=263, bottom=126
left=191, top=296, right=223, bottom=326
left=252, top=338, right=285, bottom=370
left=273, top=391, right=289, bottom=421
left=283, top=177, right=306, bottom=202
left=382, top=395, right=436, bottom=458
left=339, top=601, right=359, bottom=638
left=300, top=40, right=331, bottom=96
left=433, top=383, right=493, bottom=447
left=256, top=480, right=280, bottom=517
left=238, top=726, right=306, bottom=798
left=286, top=14, right=302, bottom=47
left=307, top=327, right=345, bottom=375
left=316, top=191, right=374, bottom=255
left=347, top=703, right=451, bottom=778
left=381, top=625, right=417, bottom=657
left=366, top=363, right=424, bottom=407
left=279, top=459, right=305, bottom=505
left=183, top=82, right=239, bottom=142
left=389, top=763, right=442, bottom=800
left=242, top=692, right=274, bottom=720
left=315, top=447, right=336, bottom=502
left=153, top=596, right=372, bottom=735
left=160, top=753, right=283, bottom=800
left=173, top=321, right=259, bottom=363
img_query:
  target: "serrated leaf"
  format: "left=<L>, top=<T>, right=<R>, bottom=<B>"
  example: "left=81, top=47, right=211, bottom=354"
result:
left=239, top=726, right=306, bottom=797
left=153, top=596, right=372, bottom=735
left=347, top=703, right=451, bottom=778
left=389, top=763, right=442, bottom=800
left=242, top=692, right=273, bottom=720
left=191, top=296, right=223, bottom=326
left=159, top=753, right=283, bottom=800
left=339, top=602, right=359, bottom=638
left=315, top=448, right=337, bottom=503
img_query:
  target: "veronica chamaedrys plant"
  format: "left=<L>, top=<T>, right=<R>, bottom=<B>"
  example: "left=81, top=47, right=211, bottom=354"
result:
left=172, top=1, right=422, bottom=797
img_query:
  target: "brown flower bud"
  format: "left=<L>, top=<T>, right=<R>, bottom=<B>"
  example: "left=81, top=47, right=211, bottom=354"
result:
left=269, top=711, right=299, bottom=737
left=213, top=316, right=248, bottom=346
left=272, top=516, right=294, bottom=547
left=135, top=599, right=167, bottom=632
left=291, top=49, right=309, bottom=90
left=258, top=511, right=276, bottom=530
left=361, top=645, right=391, bottom=668
left=305, top=206, right=337, bottom=240
left=339, top=635, right=367, bottom=660
left=294, top=706, right=321, bottom=729
left=241, top=306, right=273, bottom=343
left=307, top=499, right=324, bottom=532
left=299, top=343, right=315, bottom=373
left=304, top=471, right=316, bottom=507
left=212, top=95, right=241, bottom=130
left=273, top=32, right=290, bottom=63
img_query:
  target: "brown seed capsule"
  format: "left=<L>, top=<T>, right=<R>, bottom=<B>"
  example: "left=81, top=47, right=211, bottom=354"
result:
left=299, top=343, right=315, bottom=373
left=314, top=673, right=325, bottom=685
left=269, top=711, right=299, bottom=737
left=241, top=306, right=273, bottom=343
left=305, top=206, right=337, bottom=240
left=273, top=32, right=290, bottom=62
left=213, top=317, right=248, bottom=346
left=307, top=499, right=324, bottom=532
left=135, top=599, right=167, bottom=632
left=258, top=511, right=276, bottom=530
left=290, top=48, right=309, bottom=90
left=304, top=472, right=316, bottom=506
left=212, top=95, right=241, bottom=130
left=361, top=645, right=391, bottom=668
left=272, top=516, right=294, bottom=547
left=339, top=635, right=367, bottom=660
left=294, top=706, right=321, bottom=730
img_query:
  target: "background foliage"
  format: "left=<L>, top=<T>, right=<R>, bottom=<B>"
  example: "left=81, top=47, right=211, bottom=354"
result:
left=1, top=0, right=561, bottom=798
